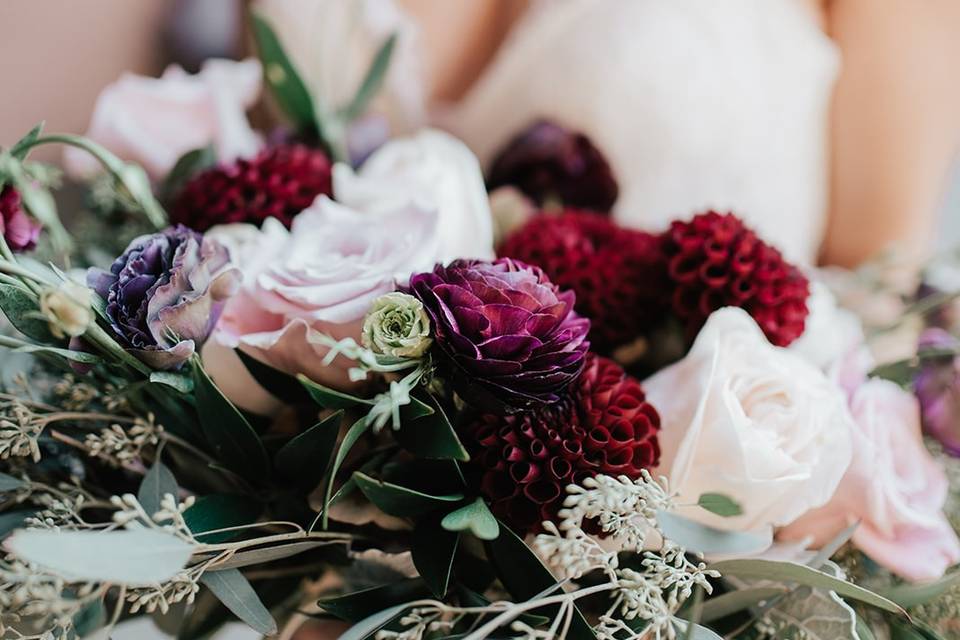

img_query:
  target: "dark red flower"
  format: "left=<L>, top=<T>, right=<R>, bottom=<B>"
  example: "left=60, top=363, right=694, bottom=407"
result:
left=487, top=120, right=619, bottom=212
left=662, top=211, right=810, bottom=347
left=169, top=144, right=332, bottom=231
left=0, top=186, right=40, bottom=252
left=499, top=210, right=668, bottom=352
left=462, top=353, right=661, bottom=534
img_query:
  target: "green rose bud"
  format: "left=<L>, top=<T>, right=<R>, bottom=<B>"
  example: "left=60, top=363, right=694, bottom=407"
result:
left=362, top=292, right=432, bottom=358
left=39, top=281, right=94, bottom=339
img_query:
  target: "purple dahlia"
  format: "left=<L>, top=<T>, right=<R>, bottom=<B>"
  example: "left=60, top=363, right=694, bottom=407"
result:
left=408, top=258, right=590, bottom=415
left=88, top=225, right=240, bottom=370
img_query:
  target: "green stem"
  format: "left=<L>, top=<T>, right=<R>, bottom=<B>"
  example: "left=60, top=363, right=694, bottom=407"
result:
left=82, top=320, right=152, bottom=376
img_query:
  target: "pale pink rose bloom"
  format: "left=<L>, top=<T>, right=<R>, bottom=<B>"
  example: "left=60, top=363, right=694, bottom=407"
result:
left=203, top=196, right=440, bottom=414
left=64, top=59, right=262, bottom=181
left=781, top=378, right=960, bottom=582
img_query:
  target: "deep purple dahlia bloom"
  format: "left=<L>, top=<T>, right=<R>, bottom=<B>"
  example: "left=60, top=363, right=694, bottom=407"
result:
left=88, top=225, right=240, bottom=370
left=487, top=119, right=619, bottom=212
left=915, top=328, right=960, bottom=456
left=409, top=258, right=590, bottom=415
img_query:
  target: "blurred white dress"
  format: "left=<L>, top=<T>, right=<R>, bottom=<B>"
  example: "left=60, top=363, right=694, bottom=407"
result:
left=257, top=0, right=839, bottom=264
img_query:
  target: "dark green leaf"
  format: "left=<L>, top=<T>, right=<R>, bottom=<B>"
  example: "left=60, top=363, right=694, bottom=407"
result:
left=696, top=493, right=743, bottom=517
left=138, top=460, right=179, bottom=517
left=672, top=618, right=722, bottom=640
left=236, top=348, right=311, bottom=405
left=150, top=371, right=194, bottom=393
left=353, top=471, right=463, bottom=517
left=13, top=343, right=102, bottom=364
left=890, top=618, right=946, bottom=640
left=878, top=570, right=960, bottom=608
left=0, top=283, right=56, bottom=342
left=319, top=416, right=369, bottom=529
left=656, top=511, right=771, bottom=556
left=201, top=568, right=277, bottom=635
left=162, top=146, right=216, bottom=199
left=299, top=373, right=372, bottom=409
left=183, top=494, right=262, bottom=544
left=394, top=391, right=469, bottom=461
left=698, top=586, right=787, bottom=623
left=193, top=363, right=269, bottom=479
left=0, top=472, right=25, bottom=492
left=177, top=587, right=231, bottom=640
left=73, top=598, right=107, bottom=637
left=318, top=578, right=430, bottom=623
left=0, top=510, right=32, bottom=538
left=485, top=521, right=596, bottom=640
left=251, top=12, right=318, bottom=132
left=339, top=604, right=411, bottom=640
left=441, top=498, right=499, bottom=540
left=215, top=539, right=341, bottom=570
left=411, top=518, right=459, bottom=597
left=340, top=34, right=397, bottom=122
left=274, top=410, right=343, bottom=492
left=9, top=122, right=44, bottom=160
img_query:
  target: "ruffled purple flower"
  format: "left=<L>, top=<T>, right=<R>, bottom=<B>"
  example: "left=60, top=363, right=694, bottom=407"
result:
left=915, top=328, right=960, bottom=456
left=487, top=119, right=619, bottom=212
left=0, top=186, right=41, bottom=252
left=409, top=258, right=590, bottom=415
left=88, top=225, right=240, bottom=370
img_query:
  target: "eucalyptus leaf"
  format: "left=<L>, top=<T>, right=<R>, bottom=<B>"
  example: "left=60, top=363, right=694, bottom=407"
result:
left=340, top=34, right=397, bottom=122
left=14, top=343, right=102, bottom=364
left=251, top=12, right=319, bottom=133
left=138, top=460, right=179, bottom=517
left=411, top=518, right=459, bottom=598
left=298, top=373, right=372, bottom=409
left=201, top=568, right=277, bottom=635
left=0, top=472, right=25, bottom=492
left=696, top=493, right=743, bottom=517
left=656, top=511, right=771, bottom=556
left=236, top=348, right=311, bottom=405
left=353, top=471, right=463, bottom=517
left=878, top=570, right=960, bottom=608
left=5, top=529, right=195, bottom=584
left=0, top=283, right=56, bottom=342
left=213, top=539, right=342, bottom=570
left=319, top=416, right=369, bottom=529
left=441, top=498, right=499, bottom=541
left=698, top=586, right=787, bottom=623
left=150, top=371, right=194, bottom=393
left=338, top=603, right=410, bottom=640
left=274, top=410, right=343, bottom=491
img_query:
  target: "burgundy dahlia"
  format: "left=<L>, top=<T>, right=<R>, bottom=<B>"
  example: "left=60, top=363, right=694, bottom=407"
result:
left=499, top=210, right=668, bottom=351
left=462, top=353, right=661, bottom=534
left=169, top=144, right=332, bottom=231
left=0, top=186, right=40, bottom=252
left=408, top=258, right=590, bottom=415
left=662, top=211, right=810, bottom=347
left=488, top=120, right=619, bottom=212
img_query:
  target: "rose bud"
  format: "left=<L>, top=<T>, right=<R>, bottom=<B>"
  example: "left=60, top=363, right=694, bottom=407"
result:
left=0, top=186, right=41, bottom=252
left=39, top=281, right=94, bottom=339
left=361, top=292, right=432, bottom=359
left=87, top=225, right=240, bottom=370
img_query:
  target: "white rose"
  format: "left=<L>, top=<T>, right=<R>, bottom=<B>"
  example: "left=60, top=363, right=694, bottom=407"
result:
left=334, top=129, right=495, bottom=263
left=645, top=308, right=855, bottom=532
left=790, top=279, right=866, bottom=371
left=65, top=59, right=262, bottom=181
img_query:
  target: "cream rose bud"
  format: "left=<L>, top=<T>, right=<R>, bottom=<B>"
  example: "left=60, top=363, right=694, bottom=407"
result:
left=645, top=307, right=855, bottom=532
left=39, top=281, right=94, bottom=339
left=362, top=292, right=432, bottom=358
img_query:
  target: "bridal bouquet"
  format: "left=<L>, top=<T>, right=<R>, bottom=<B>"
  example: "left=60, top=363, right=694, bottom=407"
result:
left=1, top=11, right=958, bottom=640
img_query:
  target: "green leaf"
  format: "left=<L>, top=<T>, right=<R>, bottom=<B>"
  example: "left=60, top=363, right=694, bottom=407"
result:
left=484, top=521, right=596, bottom=640
left=150, top=371, right=194, bottom=393
left=319, top=416, right=369, bottom=529
left=353, top=471, right=463, bottom=517
left=6, top=529, right=194, bottom=584
left=0, top=283, right=56, bottom=342
left=411, top=518, right=459, bottom=598
left=9, top=122, right=44, bottom=161
left=9, top=164, right=69, bottom=251
left=671, top=618, right=722, bottom=640
left=298, top=373, right=372, bottom=410
left=709, top=559, right=906, bottom=616
left=72, top=598, right=107, bottom=637
left=698, top=586, right=787, bottom=623
left=340, top=33, right=397, bottom=122
left=890, top=618, right=945, bottom=640
left=878, top=570, right=960, bottom=608
left=657, top=511, right=771, bottom=556
left=183, top=494, right=262, bottom=544
left=0, top=472, right=25, bottom=492
left=138, top=460, right=179, bottom=517
left=0, top=509, right=32, bottom=538
left=857, top=617, right=878, bottom=640
left=13, top=343, right=102, bottom=364
left=697, top=493, right=743, bottom=517
left=161, top=146, right=216, bottom=199
left=339, top=603, right=411, bottom=640
left=193, top=363, right=270, bottom=480
left=236, top=348, right=310, bottom=405
left=215, top=539, right=341, bottom=570
left=274, top=410, right=343, bottom=492
left=318, top=577, right=430, bottom=623
left=201, top=568, right=277, bottom=636
left=251, top=12, right=318, bottom=133
left=441, top=498, right=499, bottom=541
left=394, top=392, right=470, bottom=461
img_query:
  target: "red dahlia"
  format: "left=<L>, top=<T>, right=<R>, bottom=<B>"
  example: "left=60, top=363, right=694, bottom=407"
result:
left=462, top=353, right=661, bottom=534
left=499, top=210, right=668, bottom=351
left=170, top=144, right=333, bottom=231
left=663, top=211, right=810, bottom=347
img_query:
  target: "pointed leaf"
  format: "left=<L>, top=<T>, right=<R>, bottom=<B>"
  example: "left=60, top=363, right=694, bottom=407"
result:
left=339, top=604, right=410, bottom=640
left=340, top=34, right=397, bottom=122
left=298, top=373, right=372, bottom=409
left=878, top=570, right=960, bottom=608
left=274, top=410, right=343, bottom=491
left=183, top=494, right=262, bottom=544
left=251, top=12, right=318, bottom=132
left=150, top=371, right=194, bottom=393
left=138, top=460, right=179, bottom=517
left=441, top=498, right=499, bottom=540
left=201, top=568, right=277, bottom=635
left=672, top=618, right=722, bottom=640
left=9, top=122, right=44, bottom=160
left=0, top=283, right=56, bottom=342
left=394, top=391, right=469, bottom=461
left=236, top=348, right=310, bottom=404
left=697, top=493, right=743, bottom=517
left=214, top=539, right=342, bottom=570
left=698, top=586, right=787, bottom=622
left=0, top=472, right=25, bottom=492
left=318, top=578, right=429, bottom=623
left=411, top=518, right=459, bottom=597
left=0, top=509, right=32, bottom=538
left=14, top=343, right=102, bottom=364
left=161, top=145, right=216, bottom=199
left=319, top=416, right=369, bottom=529
left=657, top=511, right=771, bottom=556
left=353, top=471, right=463, bottom=517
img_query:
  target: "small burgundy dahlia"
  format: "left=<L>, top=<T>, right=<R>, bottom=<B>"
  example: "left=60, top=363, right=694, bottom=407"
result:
left=462, top=353, right=661, bottom=534
left=487, top=120, right=619, bottom=212
left=499, top=210, right=668, bottom=351
left=170, top=144, right=333, bottom=231
left=0, top=186, right=40, bottom=252
left=662, top=211, right=810, bottom=347
left=408, top=258, right=590, bottom=415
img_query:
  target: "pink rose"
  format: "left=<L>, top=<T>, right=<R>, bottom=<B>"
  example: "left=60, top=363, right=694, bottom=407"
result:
left=65, top=59, right=262, bottom=181
left=202, top=196, right=440, bottom=414
left=781, top=378, right=960, bottom=582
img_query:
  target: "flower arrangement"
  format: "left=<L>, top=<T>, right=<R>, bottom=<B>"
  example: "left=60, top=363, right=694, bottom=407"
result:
left=0, top=11, right=959, bottom=640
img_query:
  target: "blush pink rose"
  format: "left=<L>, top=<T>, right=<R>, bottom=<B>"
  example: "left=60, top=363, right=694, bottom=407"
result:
left=781, top=378, right=960, bottom=582
left=65, top=59, right=262, bottom=181
left=202, top=196, right=440, bottom=414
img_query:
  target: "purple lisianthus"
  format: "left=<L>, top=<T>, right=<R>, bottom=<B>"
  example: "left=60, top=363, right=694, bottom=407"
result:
left=0, top=186, right=41, bottom=252
left=409, top=258, right=589, bottom=415
left=88, top=225, right=240, bottom=370
left=915, top=328, right=960, bottom=456
left=487, top=119, right=619, bottom=213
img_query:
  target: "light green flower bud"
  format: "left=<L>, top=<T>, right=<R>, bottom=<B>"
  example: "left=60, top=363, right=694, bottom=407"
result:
left=39, top=281, right=94, bottom=339
left=362, top=292, right=432, bottom=358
